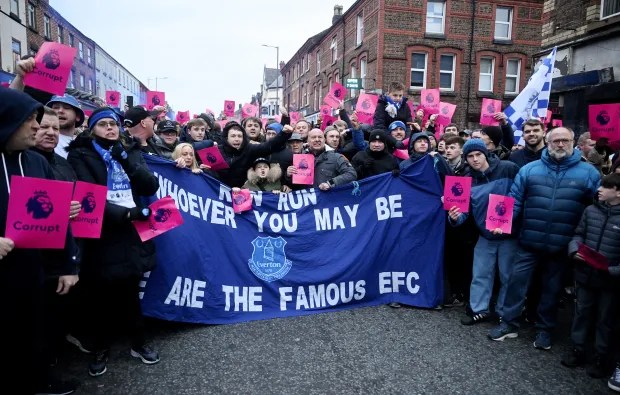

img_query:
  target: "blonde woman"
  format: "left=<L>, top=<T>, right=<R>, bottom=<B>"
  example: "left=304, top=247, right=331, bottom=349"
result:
left=172, top=143, right=203, bottom=174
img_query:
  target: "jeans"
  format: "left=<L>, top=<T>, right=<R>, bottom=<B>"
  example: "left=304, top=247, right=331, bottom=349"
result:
left=469, top=237, right=517, bottom=315
left=502, top=246, right=567, bottom=331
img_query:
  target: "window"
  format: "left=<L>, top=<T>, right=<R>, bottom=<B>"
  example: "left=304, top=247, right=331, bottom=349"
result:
left=505, top=59, right=521, bottom=94
left=426, top=1, right=446, bottom=34
left=316, top=51, right=321, bottom=75
left=334, top=70, right=340, bottom=84
left=68, top=71, right=74, bottom=88
left=318, top=84, right=323, bottom=105
left=27, top=3, right=35, bottom=28
left=479, top=57, right=495, bottom=92
left=306, top=53, right=311, bottom=72
left=304, top=84, right=309, bottom=106
left=57, top=26, right=64, bottom=43
left=356, top=14, right=364, bottom=46
left=10, top=0, right=19, bottom=16
left=410, top=52, right=427, bottom=89
left=302, top=56, right=306, bottom=74
left=330, top=37, right=337, bottom=64
left=87, top=48, right=92, bottom=65
left=360, top=57, right=367, bottom=91
left=602, top=0, right=620, bottom=18
left=350, top=63, right=358, bottom=97
left=69, top=34, right=74, bottom=47
left=439, top=54, right=455, bottom=91
left=88, top=79, right=93, bottom=94
left=12, top=39, right=21, bottom=72
left=314, top=85, right=319, bottom=109
left=78, top=42, right=84, bottom=60
left=44, top=15, right=51, bottom=39
left=80, top=74, right=85, bottom=89
left=495, top=7, right=513, bottom=40
left=287, top=71, right=290, bottom=86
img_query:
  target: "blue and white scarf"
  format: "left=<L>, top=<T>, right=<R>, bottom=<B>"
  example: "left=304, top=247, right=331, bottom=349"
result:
left=385, top=96, right=402, bottom=119
left=92, top=140, right=136, bottom=209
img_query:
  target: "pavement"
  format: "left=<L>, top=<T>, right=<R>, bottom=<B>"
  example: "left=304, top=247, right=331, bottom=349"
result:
left=55, top=300, right=612, bottom=394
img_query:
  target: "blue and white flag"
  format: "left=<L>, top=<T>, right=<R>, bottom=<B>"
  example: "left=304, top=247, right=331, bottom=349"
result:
left=504, top=46, right=557, bottom=143
left=139, top=155, right=445, bottom=325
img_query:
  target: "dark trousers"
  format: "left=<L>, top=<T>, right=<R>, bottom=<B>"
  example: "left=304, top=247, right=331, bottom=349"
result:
left=571, top=281, right=620, bottom=356
left=444, top=227, right=476, bottom=301
left=43, top=277, right=76, bottom=360
left=84, top=275, right=146, bottom=352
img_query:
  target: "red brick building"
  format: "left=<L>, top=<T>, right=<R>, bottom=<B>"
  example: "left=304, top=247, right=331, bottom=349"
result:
left=25, top=0, right=99, bottom=108
left=282, top=0, right=544, bottom=128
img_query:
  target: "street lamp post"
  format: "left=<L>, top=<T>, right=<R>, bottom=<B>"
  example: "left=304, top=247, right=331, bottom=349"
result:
left=262, top=44, right=279, bottom=115
left=147, top=76, right=168, bottom=91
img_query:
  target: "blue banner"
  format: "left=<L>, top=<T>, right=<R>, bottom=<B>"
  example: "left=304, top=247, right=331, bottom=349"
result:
left=140, top=155, right=445, bottom=325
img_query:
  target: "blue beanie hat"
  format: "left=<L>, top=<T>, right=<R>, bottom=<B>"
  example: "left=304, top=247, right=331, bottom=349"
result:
left=87, top=107, right=120, bottom=130
left=266, top=123, right=283, bottom=134
left=462, top=139, right=488, bottom=158
left=389, top=120, right=406, bottom=131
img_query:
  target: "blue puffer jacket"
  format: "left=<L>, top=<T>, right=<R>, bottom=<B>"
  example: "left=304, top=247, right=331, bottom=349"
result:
left=511, top=148, right=600, bottom=253
left=450, top=156, right=519, bottom=240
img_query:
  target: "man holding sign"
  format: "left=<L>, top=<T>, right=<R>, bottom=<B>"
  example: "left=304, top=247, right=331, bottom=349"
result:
left=0, top=87, right=78, bottom=394
left=448, top=139, right=519, bottom=326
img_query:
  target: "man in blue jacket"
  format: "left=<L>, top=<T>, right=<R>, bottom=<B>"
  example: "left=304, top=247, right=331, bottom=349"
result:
left=489, top=127, right=601, bottom=350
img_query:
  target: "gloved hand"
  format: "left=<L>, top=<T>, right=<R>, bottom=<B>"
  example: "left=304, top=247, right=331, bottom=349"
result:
left=392, top=169, right=400, bottom=177
left=394, top=140, right=405, bottom=150
left=128, top=207, right=151, bottom=221
left=111, top=141, right=129, bottom=164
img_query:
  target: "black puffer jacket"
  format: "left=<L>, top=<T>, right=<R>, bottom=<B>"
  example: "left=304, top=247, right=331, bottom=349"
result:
left=373, top=95, right=413, bottom=132
left=216, top=122, right=290, bottom=187
left=67, top=134, right=159, bottom=281
left=351, top=148, right=399, bottom=179
left=568, top=201, right=620, bottom=288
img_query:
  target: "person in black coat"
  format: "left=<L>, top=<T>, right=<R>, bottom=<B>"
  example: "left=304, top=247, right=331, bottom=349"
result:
left=351, top=130, right=399, bottom=179
left=216, top=121, right=293, bottom=187
left=67, top=107, right=160, bottom=377
left=372, top=82, right=413, bottom=133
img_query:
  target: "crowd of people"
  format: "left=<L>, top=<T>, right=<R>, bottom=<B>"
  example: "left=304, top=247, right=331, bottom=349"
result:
left=1, top=63, right=620, bottom=393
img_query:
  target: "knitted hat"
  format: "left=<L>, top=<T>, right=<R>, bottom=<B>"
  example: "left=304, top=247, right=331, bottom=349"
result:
left=266, top=123, right=283, bottom=134
left=389, top=120, right=406, bottom=131
left=482, top=126, right=502, bottom=147
left=368, top=130, right=387, bottom=143
left=462, top=138, right=488, bottom=158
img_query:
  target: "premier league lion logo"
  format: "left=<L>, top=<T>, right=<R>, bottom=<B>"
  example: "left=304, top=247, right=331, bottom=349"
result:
left=495, top=201, right=507, bottom=216
left=205, top=153, right=217, bottom=164
left=487, top=103, right=496, bottom=114
left=333, top=88, right=342, bottom=98
left=233, top=194, right=247, bottom=205
left=151, top=95, right=161, bottom=106
left=26, top=191, right=54, bottom=219
left=226, top=103, right=233, bottom=111
left=596, top=110, right=611, bottom=126
left=42, top=49, right=61, bottom=70
left=451, top=182, right=464, bottom=197
left=154, top=208, right=172, bottom=223
left=248, top=236, right=292, bottom=282
left=81, top=192, right=97, bottom=214
left=298, top=159, right=309, bottom=170
left=426, top=93, right=435, bottom=103
left=441, top=106, right=449, bottom=115
left=108, top=93, right=117, bottom=103
left=361, top=100, right=371, bottom=111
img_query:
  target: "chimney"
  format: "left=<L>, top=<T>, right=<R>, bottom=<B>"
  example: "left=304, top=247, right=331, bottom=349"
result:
left=332, top=4, right=343, bottom=25
left=279, top=61, right=285, bottom=70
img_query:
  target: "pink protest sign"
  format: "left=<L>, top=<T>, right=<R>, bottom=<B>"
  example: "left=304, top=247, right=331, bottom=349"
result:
left=480, top=98, right=501, bottom=126
left=146, top=91, right=165, bottom=111
left=551, top=119, right=563, bottom=127
left=293, top=154, right=315, bottom=185
left=23, top=42, right=77, bottom=96
left=393, top=149, right=409, bottom=161
left=232, top=189, right=252, bottom=214
left=407, top=101, right=417, bottom=117
left=437, top=102, right=456, bottom=126
left=486, top=194, right=515, bottom=234
left=320, top=115, right=336, bottom=131
left=323, top=82, right=346, bottom=108
left=197, top=146, right=229, bottom=170
left=70, top=181, right=107, bottom=239
left=589, top=104, right=620, bottom=148
left=224, top=100, right=235, bottom=117
left=443, top=176, right=471, bottom=213
left=261, top=118, right=268, bottom=129
left=320, top=105, right=332, bottom=117
left=420, top=89, right=440, bottom=114
left=132, top=196, right=184, bottom=242
left=356, top=93, right=379, bottom=125
left=578, top=243, right=609, bottom=271
left=544, top=110, right=552, bottom=122
left=274, top=115, right=282, bottom=123
left=290, top=112, right=302, bottom=124
left=176, top=111, right=190, bottom=124
left=106, top=91, right=121, bottom=107
left=84, top=110, right=93, bottom=117
left=242, top=103, right=258, bottom=119
left=5, top=176, right=72, bottom=248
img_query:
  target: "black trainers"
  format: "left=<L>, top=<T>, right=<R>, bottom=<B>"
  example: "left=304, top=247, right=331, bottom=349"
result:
left=561, top=348, right=586, bottom=368
left=34, top=380, right=76, bottom=395
left=88, top=350, right=109, bottom=377
left=608, top=364, right=620, bottom=392
left=130, top=345, right=160, bottom=365
left=66, top=334, right=93, bottom=354
left=587, top=354, right=611, bottom=379
left=460, top=312, right=490, bottom=326
left=444, top=294, right=465, bottom=308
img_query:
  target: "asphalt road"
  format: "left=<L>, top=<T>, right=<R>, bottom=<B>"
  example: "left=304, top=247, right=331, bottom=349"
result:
left=56, top=301, right=611, bottom=394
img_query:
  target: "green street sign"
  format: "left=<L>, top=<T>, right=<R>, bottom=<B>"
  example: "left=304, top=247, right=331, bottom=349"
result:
left=345, top=78, right=363, bottom=89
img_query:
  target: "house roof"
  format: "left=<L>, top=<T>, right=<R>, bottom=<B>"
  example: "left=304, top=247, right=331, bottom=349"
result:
left=268, top=75, right=283, bottom=89
left=264, top=68, right=280, bottom=87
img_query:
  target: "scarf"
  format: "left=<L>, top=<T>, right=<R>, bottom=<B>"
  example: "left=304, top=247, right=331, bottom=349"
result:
left=92, top=139, right=135, bottom=209
left=385, top=96, right=402, bottom=119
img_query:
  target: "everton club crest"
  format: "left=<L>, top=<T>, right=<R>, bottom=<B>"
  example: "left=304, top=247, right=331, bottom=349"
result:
left=248, top=236, right=292, bottom=282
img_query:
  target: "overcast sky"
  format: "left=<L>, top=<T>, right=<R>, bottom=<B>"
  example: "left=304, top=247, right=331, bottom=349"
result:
left=51, top=0, right=356, bottom=115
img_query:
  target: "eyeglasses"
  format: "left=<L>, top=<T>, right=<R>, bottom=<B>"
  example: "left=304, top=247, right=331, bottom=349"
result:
left=550, top=139, right=572, bottom=145
left=96, top=121, right=119, bottom=128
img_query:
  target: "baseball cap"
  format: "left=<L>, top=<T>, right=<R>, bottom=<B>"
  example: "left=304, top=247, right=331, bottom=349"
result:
left=157, top=119, right=177, bottom=134
left=459, top=129, right=472, bottom=136
left=123, top=106, right=159, bottom=128
left=289, top=133, right=303, bottom=141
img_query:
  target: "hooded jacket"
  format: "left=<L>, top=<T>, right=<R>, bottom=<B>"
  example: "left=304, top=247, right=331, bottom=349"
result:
left=351, top=138, right=399, bottom=180
left=568, top=201, right=620, bottom=289
left=242, top=163, right=283, bottom=192
left=216, top=122, right=290, bottom=187
left=511, top=148, right=601, bottom=253
left=400, top=132, right=452, bottom=183
left=373, top=95, right=413, bottom=132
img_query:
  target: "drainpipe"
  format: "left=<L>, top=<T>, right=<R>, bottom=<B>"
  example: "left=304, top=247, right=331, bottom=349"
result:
left=465, top=0, right=476, bottom=128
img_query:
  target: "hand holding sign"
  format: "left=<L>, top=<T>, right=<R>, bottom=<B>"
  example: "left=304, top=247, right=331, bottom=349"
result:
left=132, top=196, right=184, bottom=242
left=232, top=189, right=252, bottom=213
left=485, top=194, right=515, bottom=234
left=23, top=42, right=77, bottom=96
